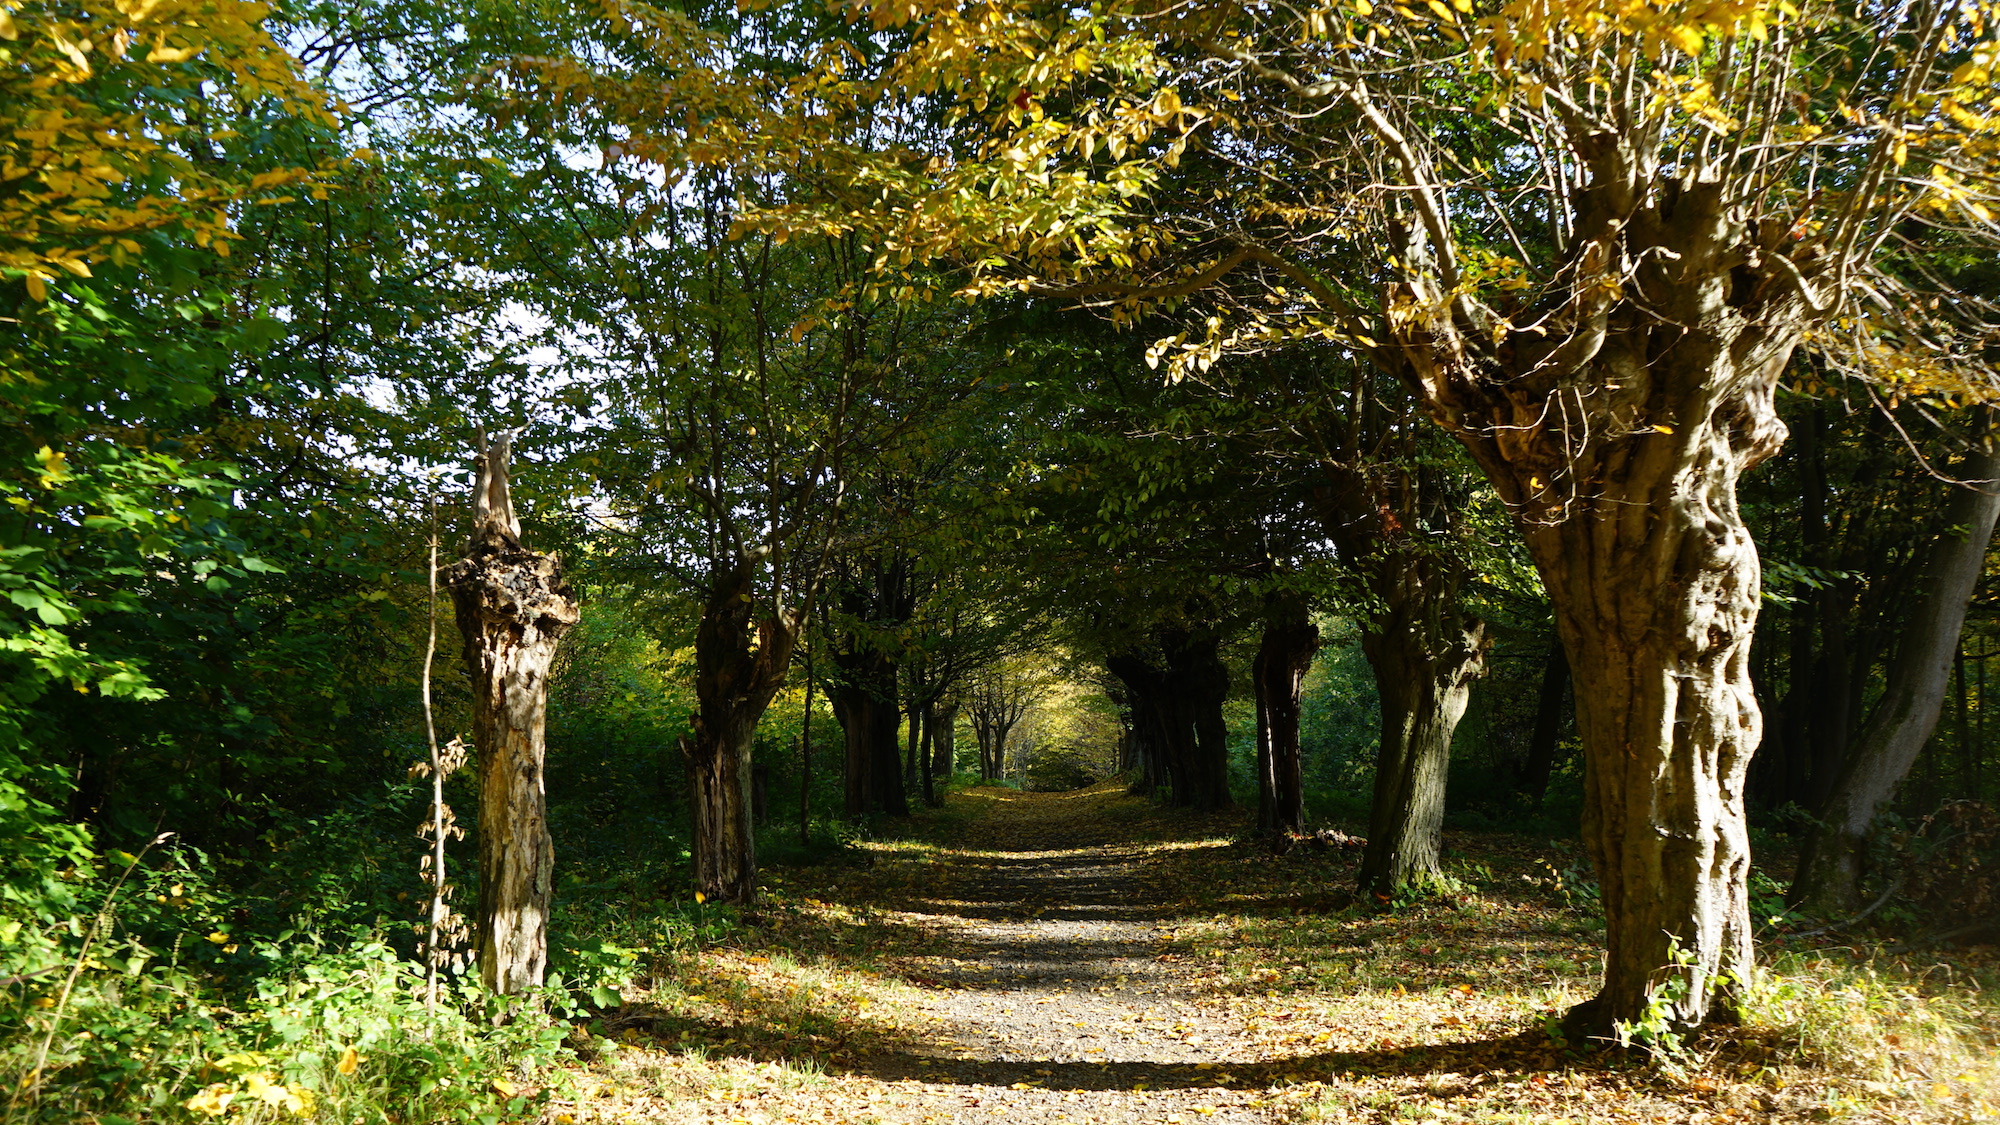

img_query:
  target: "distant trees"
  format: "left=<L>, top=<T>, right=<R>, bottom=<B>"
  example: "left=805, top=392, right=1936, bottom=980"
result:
left=1789, top=434, right=2000, bottom=913
left=966, top=658, right=1047, bottom=783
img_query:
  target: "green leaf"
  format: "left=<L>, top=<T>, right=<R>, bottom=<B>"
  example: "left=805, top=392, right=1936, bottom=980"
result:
left=591, top=985, right=622, bottom=1008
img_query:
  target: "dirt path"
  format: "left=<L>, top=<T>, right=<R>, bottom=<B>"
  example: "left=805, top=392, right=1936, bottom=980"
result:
left=570, top=785, right=1298, bottom=1124
left=849, top=787, right=1276, bottom=1123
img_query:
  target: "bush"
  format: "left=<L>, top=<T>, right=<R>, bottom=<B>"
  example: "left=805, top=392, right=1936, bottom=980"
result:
left=2, top=917, right=573, bottom=1125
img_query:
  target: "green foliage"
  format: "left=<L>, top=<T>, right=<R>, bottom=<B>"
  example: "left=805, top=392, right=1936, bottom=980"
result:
left=1297, top=621, right=1381, bottom=826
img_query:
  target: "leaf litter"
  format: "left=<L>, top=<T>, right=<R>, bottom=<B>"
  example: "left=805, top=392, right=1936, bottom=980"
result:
left=548, top=783, right=2000, bottom=1124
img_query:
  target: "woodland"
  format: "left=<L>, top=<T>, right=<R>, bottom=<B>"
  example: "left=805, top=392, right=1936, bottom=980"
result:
left=3, top=0, right=2000, bottom=1121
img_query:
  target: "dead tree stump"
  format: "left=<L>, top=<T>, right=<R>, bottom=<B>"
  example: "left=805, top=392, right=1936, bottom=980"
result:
left=444, top=429, right=578, bottom=995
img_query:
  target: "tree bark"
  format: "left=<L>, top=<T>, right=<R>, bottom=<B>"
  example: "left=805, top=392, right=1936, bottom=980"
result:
left=833, top=653, right=906, bottom=817
left=1254, top=666, right=1275, bottom=834
left=1789, top=440, right=2000, bottom=915
left=1254, top=601, right=1319, bottom=835
left=1357, top=600, right=1484, bottom=898
left=1106, top=652, right=1170, bottom=797
left=445, top=431, right=578, bottom=994
left=830, top=557, right=912, bottom=816
left=1519, top=407, right=1774, bottom=1041
left=1385, top=161, right=1817, bottom=1036
left=678, top=541, right=801, bottom=904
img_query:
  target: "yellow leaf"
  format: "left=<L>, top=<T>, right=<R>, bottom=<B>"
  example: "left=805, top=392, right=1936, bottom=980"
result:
left=336, top=1046, right=360, bottom=1076
left=24, top=274, right=46, bottom=302
left=148, top=43, right=201, bottom=63
left=0, top=8, right=17, bottom=40
left=694, top=891, right=706, bottom=903
left=1666, top=24, right=1703, bottom=55
left=1891, top=137, right=1908, bottom=168
left=205, top=931, right=230, bottom=944
left=492, top=1078, right=520, bottom=1097
left=184, top=1083, right=234, bottom=1117
left=1652, top=424, right=1674, bottom=434
left=1352, top=0, right=1372, bottom=12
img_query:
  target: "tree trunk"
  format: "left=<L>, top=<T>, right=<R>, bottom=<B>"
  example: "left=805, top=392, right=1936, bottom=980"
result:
left=1357, top=598, right=1484, bottom=898
left=679, top=547, right=800, bottom=904
left=830, top=557, right=912, bottom=816
left=445, top=431, right=578, bottom=994
left=1107, top=649, right=1178, bottom=802
left=916, top=700, right=940, bottom=807
left=1161, top=629, right=1232, bottom=811
left=833, top=657, right=906, bottom=817
left=1254, top=663, right=1275, bottom=834
left=1789, top=440, right=2000, bottom=915
left=973, top=721, right=995, bottom=781
left=1255, top=601, right=1319, bottom=835
left=931, top=701, right=958, bottom=784
left=1384, top=153, right=1828, bottom=1036
left=1519, top=638, right=1569, bottom=806
left=1522, top=419, right=1773, bottom=1040
left=904, top=697, right=923, bottom=791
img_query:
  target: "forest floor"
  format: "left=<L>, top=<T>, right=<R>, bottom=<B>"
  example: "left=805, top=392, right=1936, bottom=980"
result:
left=550, top=783, right=2000, bottom=1125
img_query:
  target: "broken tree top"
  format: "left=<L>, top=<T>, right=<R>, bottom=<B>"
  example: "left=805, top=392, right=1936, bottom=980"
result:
left=445, top=428, right=579, bottom=632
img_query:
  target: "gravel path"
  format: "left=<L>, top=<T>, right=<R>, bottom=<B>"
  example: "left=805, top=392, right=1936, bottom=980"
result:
left=837, top=790, right=1280, bottom=1124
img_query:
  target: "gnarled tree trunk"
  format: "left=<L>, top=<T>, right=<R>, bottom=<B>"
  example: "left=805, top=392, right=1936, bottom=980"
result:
left=445, top=430, right=578, bottom=994
left=1387, top=164, right=1812, bottom=1038
left=681, top=550, right=800, bottom=904
left=833, top=649, right=906, bottom=816
left=1789, top=439, right=2000, bottom=916
left=1357, top=588, right=1484, bottom=898
left=1106, top=651, right=1168, bottom=796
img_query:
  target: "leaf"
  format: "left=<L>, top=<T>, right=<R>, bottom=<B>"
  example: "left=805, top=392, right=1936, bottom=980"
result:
left=336, top=1046, right=359, bottom=1076
left=492, top=1078, right=520, bottom=1097
left=591, top=985, right=623, bottom=1008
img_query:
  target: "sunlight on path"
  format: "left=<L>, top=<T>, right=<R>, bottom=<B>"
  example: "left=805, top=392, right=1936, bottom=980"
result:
left=559, top=782, right=2000, bottom=1125
left=865, top=788, right=1277, bottom=1123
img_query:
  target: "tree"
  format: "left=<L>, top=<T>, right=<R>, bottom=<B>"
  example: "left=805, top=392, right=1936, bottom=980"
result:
left=0, top=0, right=346, bottom=884
left=445, top=431, right=577, bottom=993
left=1253, top=593, right=1320, bottom=836
left=1790, top=434, right=2000, bottom=913
left=829, top=551, right=917, bottom=817
left=967, top=656, right=1045, bottom=783
left=755, top=0, right=2000, bottom=1038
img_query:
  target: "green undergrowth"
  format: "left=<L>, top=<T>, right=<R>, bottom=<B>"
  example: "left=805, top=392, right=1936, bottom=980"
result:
left=0, top=833, right=579, bottom=1125
left=0, top=791, right=857, bottom=1125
